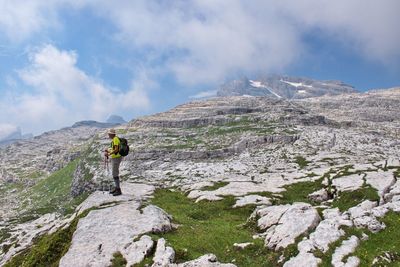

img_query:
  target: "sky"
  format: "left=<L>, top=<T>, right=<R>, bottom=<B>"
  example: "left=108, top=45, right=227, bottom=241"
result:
left=0, top=0, right=399, bottom=138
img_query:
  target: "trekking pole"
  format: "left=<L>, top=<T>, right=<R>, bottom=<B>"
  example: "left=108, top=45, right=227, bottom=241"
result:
left=104, top=153, right=109, bottom=175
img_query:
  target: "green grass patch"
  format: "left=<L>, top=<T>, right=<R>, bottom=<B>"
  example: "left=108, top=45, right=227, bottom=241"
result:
left=277, top=178, right=324, bottom=205
left=4, top=209, right=92, bottom=267
left=352, top=211, right=400, bottom=266
left=148, top=189, right=281, bottom=266
left=110, top=252, right=127, bottom=267
left=17, top=159, right=89, bottom=223
left=199, top=182, right=229, bottom=191
left=331, top=186, right=379, bottom=212
left=294, top=156, right=310, bottom=169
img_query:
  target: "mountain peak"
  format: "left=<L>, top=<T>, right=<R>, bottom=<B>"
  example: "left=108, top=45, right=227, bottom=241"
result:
left=106, top=115, right=126, bottom=124
left=217, top=75, right=358, bottom=99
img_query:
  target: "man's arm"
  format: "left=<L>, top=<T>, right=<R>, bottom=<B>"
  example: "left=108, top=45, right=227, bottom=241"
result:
left=107, top=138, right=120, bottom=156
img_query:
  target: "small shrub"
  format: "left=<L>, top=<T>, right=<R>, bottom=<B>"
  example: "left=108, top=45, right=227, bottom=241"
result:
left=110, top=252, right=127, bottom=267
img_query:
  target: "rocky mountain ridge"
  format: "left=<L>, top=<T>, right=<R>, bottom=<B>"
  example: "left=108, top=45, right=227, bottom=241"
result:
left=0, top=87, right=400, bottom=266
left=217, top=75, right=358, bottom=99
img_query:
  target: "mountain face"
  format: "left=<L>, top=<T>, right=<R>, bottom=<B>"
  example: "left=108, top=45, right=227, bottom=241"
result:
left=0, top=129, right=33, bottom=148
left=217, top=75, right=357, bottom=99
left=71, top=120, right=120, bottom=129
left=1, top=88, right=400, bottom=266
left=106, top=115, right=126, bottom=124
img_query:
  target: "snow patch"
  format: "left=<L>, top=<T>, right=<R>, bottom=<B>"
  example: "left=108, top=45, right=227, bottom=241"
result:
left=249, top=80, right=282, bottom=98
left=281, top=80, right=313, bottom=88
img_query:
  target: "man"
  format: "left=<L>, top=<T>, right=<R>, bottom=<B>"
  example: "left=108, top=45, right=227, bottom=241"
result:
left=105, top=129, right=122, bottom=196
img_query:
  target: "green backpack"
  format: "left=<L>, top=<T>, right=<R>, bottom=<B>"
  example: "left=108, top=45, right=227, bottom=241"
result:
left=119, top=138, right=130, bottom=156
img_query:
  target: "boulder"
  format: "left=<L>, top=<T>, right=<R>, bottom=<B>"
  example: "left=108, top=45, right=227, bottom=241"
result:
left=283, top=252, right=321, bottom=267
left=259, top=203, right=320, bottom=250
left=152, top=238, right=175, bottom=267
left=59, top=203, right=173, bottom=267
left=332, top=174, right=364, bottom=192
left=348, top=201, right=385, bottom=232
left=233, top=195, right=271, bottom=208
left=308, top=188, right=330, bottom=202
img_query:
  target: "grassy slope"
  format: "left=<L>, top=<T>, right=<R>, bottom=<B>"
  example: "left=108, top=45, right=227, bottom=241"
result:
left=16, top=159, right=89, bottom=223
left=148, top=189, right=280, bottom=266
left=4, top=209, right=93, bottom=267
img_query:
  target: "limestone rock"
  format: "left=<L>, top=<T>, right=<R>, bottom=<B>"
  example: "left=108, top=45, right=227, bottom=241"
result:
left=384, top=179, right=400, bottom=202
left=176, top=254, right=237, bottom=267
left=233, top=242, right=253, bottom=249
left=283, top=252, right=321, bottom=267
left=331, top=236, right=360, bottom=267
left=332, top=174, right=364, bottom=192
left=259, top=203, right=320, bottom=250
left=152, top=238, right=175, bottom=267
left=302, top=208, right=352, bottom=253
left=348, top=200, right=385, bottom=232
left=233, top=195, right=271, bottom=208
left=123, top=235, right=154, bottom=266
left=308, top=188, right=329, bottom=202
left=59, top=203, right=173, bottom=267
left=76, top=182, right=155, bottom=214
left=0, top=213, right=63, bottom=266
left=256, top=204, right=291, bottom=230
left=365, top=171, right=396, bottom=200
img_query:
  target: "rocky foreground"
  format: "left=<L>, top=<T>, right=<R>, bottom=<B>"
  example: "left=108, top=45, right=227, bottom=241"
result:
left=0, top=88, right=400, bottom=266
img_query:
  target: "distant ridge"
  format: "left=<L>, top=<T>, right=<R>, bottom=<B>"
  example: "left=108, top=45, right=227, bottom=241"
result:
left=217, top=75, right=358, bottom=99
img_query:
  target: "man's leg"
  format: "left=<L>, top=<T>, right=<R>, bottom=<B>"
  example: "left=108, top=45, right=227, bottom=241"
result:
left=111, top=157, right=122, bottom=196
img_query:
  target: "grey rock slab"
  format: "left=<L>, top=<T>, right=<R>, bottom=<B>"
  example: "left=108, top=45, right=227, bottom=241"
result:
left=122, top=235, right=154, bottom=266
left=152, top=238, right=175, bottom=267
left=77, top=182, right=155, bottom=214
left=308, top=188, right=329, bottom=202
left=365, top=171, right=396, bottom=198
left=332, top=174, right=364, bottom=192
left=233, top=195, right=271, bottom=208
left=151, top=245, right=236, bottom=267
left=303, top=208, right=352, bottom=253
left=257, top=204, right=291, bottom=230
left=331, top=236, right=360, bottom=267
left=176, top=254, right=237, bottom=267
left=188, top=181, right=285, bottom=202
left=59, top=204, right=173, bottom=267
left=233, top=242, right=253, bottom=249
left=283, top=252, right=321, bottom=267
left=262, top=203, right=320, bottom=250
left=348, top=200, right=385, bottom=232
left=384, top=179, right=400, bottom=202
left=181, top=181, right=214, bottom=192
left=387, top=157, right=400, bottom=167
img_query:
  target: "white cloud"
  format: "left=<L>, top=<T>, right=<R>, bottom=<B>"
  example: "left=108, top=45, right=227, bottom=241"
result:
left=271, top=0, right=400, bottom=64
left=0, top=44, right=150, bottom=134
left=79, top=0, right=399, bottom=85
left=0, top=0, right=61, bottom=42
left=1, top=1, right=398, bottom=82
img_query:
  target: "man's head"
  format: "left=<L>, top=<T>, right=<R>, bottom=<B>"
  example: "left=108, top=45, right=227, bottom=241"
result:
left=108, top=129, right=116, bottom=139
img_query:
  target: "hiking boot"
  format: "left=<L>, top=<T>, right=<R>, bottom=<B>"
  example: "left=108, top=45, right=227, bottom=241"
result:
left=112, top=188, right=122, bottom=196
left=109, top=188, right=117, bottom=194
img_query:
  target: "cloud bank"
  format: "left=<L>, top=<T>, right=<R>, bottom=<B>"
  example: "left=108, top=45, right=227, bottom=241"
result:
left=0, top=44, right=150, bottom=134
left=77, top=0, right=400, bottom=84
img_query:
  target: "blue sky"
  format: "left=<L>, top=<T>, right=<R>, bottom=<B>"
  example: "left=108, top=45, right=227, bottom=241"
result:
left=0, top=0, right=399, bottom=138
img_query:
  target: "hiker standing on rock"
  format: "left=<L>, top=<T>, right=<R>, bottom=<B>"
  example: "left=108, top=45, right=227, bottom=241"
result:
left=105, top=129, right=122, bottom=196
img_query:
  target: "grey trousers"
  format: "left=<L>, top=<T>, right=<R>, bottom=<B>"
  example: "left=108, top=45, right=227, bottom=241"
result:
left=111, top=157, right=122, bottom=188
